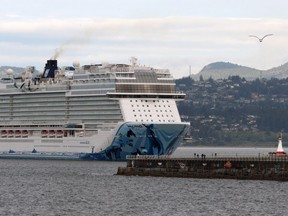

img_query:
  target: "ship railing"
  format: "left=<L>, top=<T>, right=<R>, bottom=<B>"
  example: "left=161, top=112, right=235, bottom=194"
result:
left=126, top=155, right=169, bottom=160
left=126, top=154, right=288, bottom=162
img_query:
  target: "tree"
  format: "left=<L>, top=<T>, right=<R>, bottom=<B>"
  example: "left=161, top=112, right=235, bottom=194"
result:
left=199, top=75, right=204, bottom=82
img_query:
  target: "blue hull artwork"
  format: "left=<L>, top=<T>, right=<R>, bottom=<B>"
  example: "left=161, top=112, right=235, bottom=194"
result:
left=80, top=122, right=189, bottom=161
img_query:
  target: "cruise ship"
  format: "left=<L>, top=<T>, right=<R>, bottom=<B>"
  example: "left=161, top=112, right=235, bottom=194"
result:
left=0, top=57, right=189, bottom=160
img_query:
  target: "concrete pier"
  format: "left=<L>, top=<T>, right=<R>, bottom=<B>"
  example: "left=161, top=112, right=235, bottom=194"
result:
left=117, top=155, right=288, bottom=181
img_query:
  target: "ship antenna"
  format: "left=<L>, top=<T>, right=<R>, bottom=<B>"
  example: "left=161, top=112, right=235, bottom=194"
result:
left=130, top=57, right=138, bottom=67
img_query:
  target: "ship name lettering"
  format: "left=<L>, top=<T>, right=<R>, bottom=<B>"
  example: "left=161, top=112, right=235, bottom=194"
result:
left=127, top=125, right=142, bottom=128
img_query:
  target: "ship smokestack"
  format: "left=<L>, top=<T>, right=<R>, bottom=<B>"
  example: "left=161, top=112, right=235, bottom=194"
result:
left=42, top=60, right=58, bottom=78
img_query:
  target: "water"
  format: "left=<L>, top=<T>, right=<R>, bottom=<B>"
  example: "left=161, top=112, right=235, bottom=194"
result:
left=1, top=147, right=288, bottom=216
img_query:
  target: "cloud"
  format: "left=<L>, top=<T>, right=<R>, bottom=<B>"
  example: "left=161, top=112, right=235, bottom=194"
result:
left=1, top=16, right=288, bottom=78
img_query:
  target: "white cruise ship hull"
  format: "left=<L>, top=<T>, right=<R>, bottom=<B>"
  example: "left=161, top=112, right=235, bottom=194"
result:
left=0, top=122, right=189, bottom=160
left=0, top=58, right=190, bottom=160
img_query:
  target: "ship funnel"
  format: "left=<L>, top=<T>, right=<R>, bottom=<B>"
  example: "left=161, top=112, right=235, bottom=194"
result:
left=42, top=60, right=58, bottom=78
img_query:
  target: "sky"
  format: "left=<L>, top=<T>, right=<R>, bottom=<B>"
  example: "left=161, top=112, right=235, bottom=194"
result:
left=1, top=0, right=288, bottom=78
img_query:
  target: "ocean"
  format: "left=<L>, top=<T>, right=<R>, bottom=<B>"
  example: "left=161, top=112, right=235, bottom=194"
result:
left=1, top=147, right=288, bottom=216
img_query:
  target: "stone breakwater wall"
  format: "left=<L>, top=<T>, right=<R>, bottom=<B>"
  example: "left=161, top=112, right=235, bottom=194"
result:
left=117, top=155, right=288, bottom=181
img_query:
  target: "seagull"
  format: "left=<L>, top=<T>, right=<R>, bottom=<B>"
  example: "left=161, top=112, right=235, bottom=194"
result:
left=249, top=34, right=273, bottom=42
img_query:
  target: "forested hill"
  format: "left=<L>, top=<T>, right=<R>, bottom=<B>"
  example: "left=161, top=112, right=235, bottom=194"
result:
left=191, top=61, right=288, bottom=80
left=176, top=76, right=288, bottom=146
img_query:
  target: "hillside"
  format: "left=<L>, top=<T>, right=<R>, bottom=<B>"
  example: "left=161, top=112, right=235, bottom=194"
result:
left=176, top=76, right=288, bottom=146
left=0, top=66, right=25, bottom=76
left=191, top=61, right=288, bottom=80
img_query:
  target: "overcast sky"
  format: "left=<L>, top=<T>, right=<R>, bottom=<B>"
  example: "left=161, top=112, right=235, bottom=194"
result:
left=1, top=0, right=288, bottom=78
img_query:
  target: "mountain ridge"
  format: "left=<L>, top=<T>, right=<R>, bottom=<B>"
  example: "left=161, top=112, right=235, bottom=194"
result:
left=0, top=66, right=26, bottom=75
left=191, top=61, right=288, bottom=80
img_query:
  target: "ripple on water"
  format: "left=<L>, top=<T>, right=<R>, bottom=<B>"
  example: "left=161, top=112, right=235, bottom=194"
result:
left=0, top=151, right=288, bottom=215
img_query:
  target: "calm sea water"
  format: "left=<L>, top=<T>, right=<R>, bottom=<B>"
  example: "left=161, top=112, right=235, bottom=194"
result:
left=1, top=147, right=288, bottom=216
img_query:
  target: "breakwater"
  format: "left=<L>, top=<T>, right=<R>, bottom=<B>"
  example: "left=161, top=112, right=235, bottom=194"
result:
left=117, top=155, right=288, bottom=181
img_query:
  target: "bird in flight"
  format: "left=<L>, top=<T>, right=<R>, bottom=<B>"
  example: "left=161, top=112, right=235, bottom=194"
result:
left=249, top=34, right=273, bottom=42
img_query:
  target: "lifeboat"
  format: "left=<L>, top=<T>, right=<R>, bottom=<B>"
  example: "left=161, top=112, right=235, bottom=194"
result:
left=8, top=130, right=14, bottom=137
left=41, top=130, right=48, bottom=137
left=49, top=130, right=55, bottom=137
left=22, top=130, right=29, bottom=137
left=1, top=130, right=7, bottom=137
left=15, top=130, right=21, bottom=137
left=56, top=130, right=63, bottom=138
